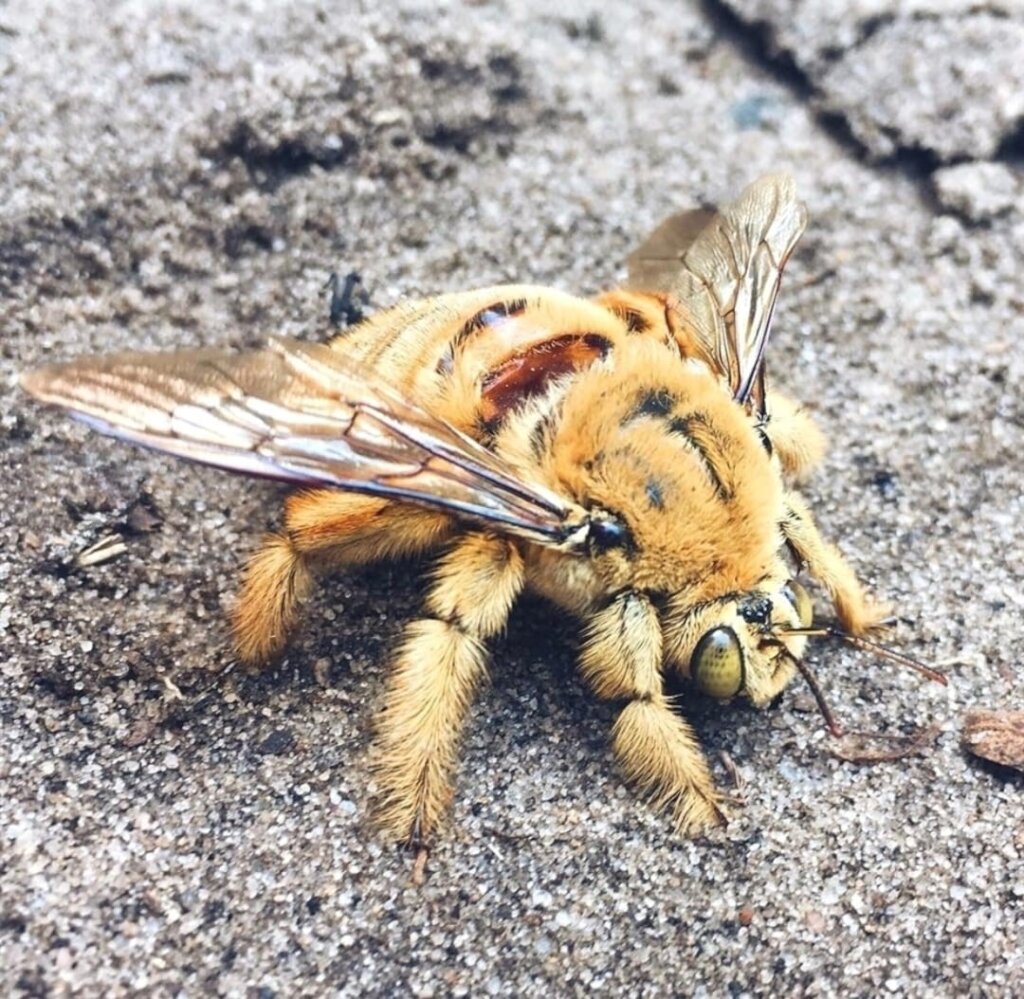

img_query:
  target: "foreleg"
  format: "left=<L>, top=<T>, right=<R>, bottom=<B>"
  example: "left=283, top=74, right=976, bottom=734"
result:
left=783, top=491, right=889, bottom=635
left=580, top=591, right=725, bottom=834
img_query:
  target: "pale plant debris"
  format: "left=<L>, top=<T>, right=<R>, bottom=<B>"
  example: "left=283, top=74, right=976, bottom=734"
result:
left=75, top=532, right=128, bottom=568
left=830, top=723, right=942, bottom=765
left=411, top=846, right=430, bottom=887
left=961, top=710, right=1024, bottom=772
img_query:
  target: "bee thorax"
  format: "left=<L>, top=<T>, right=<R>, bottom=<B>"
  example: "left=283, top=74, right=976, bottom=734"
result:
left=532, top=345, right=786, bottom=599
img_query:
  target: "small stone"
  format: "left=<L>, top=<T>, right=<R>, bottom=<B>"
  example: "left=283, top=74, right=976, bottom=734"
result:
left=933, top=163, right=1021, bottom=224
left=313, top=658, right=332, bottom=687
left=805, top=909, right=827, bottom=933
left=258, top=728, right=296, bottom=756
left=126, top=499, right=162, bottom=534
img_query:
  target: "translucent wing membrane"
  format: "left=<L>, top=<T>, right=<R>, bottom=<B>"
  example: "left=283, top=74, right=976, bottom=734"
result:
left=21, top=338, right=588, bottom=549
left=627, top=173, right=807, bottom=414
left=624, top=207, right=716, bottom=291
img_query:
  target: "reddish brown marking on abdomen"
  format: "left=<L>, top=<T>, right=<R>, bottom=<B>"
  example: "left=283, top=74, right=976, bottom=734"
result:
left=479, top=333, right=611, bottom=428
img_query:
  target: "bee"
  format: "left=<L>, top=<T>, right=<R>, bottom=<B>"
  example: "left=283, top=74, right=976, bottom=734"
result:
left=21, top=173, right=932, bottom=845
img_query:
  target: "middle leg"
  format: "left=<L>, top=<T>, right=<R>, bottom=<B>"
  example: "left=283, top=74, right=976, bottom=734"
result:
left=372, top=532, right=526, bottom=844
left=783, top=490, right=890, bottom=635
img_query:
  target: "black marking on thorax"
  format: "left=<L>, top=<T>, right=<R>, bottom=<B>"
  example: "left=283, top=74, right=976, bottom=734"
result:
left=619, top=389, right=737, bottom=507
left=667, top=414, right=733, bottom=501
left=629, top=388, right=677, bottom=420
left=625, top=387, right=734, bottom=502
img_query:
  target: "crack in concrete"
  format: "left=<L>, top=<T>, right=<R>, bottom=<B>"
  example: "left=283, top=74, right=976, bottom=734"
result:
left=701, top=0, right=1024, bottom=191
left=699, top=0, right=940, bottom=195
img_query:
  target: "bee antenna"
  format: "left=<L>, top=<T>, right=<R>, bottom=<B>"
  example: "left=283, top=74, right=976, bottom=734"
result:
left=777, top=625, right=947, bottom=686
left=767, top=640, right=843, bottom=737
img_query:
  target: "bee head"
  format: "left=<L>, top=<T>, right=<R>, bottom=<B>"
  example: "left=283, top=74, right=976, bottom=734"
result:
left=664, top=577, right=815, bottom=705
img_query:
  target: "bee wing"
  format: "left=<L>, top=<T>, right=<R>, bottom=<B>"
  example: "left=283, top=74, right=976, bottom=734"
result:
left=627, top=172, right=807, bottom=414
left=624, top=207, right=717, bottom=291
left=21, top=338, right=588, bottom=549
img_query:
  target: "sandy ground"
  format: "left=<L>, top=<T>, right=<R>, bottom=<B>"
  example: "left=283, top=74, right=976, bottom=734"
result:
left=3, top=1, right=1023, bottom=995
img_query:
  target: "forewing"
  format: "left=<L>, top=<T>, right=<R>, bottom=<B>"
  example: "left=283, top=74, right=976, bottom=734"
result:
left=21, top=338, right=586, bottom=548
left=627, top=173, right=807, bottom=413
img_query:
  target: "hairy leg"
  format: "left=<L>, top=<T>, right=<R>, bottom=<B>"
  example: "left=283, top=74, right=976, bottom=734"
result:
left=580, top=591, right=725, bottom=834
left=783, top=491, right=889, bottom=635
left=231, top=533, right=317, bottom=665
left=231, top=490, right=451, bottom=665
left=765, top=392, right=826, bottom=480
left=373, top=533, right=525, bottom=844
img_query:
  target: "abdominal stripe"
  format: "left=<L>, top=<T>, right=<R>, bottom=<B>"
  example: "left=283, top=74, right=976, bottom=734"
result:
left=437, top=297, right=529, bottom=376
left=455, top=298, right=528, bottom=347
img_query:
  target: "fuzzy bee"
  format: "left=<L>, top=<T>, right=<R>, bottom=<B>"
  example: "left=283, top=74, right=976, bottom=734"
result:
left=22, top=174, right=927, bottom=845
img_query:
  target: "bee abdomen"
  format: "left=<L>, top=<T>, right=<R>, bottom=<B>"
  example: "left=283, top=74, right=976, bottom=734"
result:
left=457, top=297, right=529, bottom=344
left=479, top=332, right=612, bottom=432
left=436, top=297, right=530, bottom=377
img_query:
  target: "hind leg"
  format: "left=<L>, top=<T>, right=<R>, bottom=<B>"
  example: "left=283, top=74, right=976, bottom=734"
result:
left=231, top=490, right=452, bottom=665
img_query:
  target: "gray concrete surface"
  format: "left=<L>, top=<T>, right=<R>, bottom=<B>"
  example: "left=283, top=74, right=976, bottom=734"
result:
left=2, top=1, right=1023, bottom=995
left=721, top=1, right=1024, bottom=162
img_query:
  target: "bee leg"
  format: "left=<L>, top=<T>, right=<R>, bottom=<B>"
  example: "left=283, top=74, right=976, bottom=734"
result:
left=373, top=533, right=525, bottom=845
left=231, top=532, right=315, bottom=667
left=231, top=491, right=451, bottom=666
left=284, top=489, right=452, bottom=567
left=783, top=491, right=890, bottom=635
left=580, top=591, right=726, bottom=835
left=763, top=393, right=826, bottom=480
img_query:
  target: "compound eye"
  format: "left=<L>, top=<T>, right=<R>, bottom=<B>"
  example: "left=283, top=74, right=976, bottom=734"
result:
left=690, top=627, right=744, bottom=699
left=780, top=579, right=813, bottom=627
